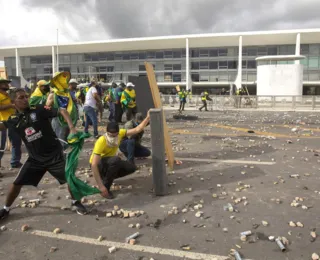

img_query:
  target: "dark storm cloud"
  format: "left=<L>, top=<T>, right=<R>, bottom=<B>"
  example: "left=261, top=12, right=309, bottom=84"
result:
left=21, top=0, right=320, bottom=39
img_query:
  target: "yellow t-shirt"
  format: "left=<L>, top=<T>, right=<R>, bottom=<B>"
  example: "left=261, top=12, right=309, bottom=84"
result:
left=89, top=129, right=127, bottom=163
left=0, top=92, right=15, bottom=121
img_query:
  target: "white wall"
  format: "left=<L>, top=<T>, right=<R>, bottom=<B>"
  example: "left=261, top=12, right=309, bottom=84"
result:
left=257, top=64, right=303, bottom=96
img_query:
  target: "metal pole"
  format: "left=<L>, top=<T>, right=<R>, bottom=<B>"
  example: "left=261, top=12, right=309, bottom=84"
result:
left=149, top=109, right=168, bottom=196
left=56, top=29, right=59, bottom=72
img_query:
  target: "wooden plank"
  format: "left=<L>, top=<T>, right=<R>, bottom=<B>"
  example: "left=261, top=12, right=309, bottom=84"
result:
left=145, top=62, right=175, bottom=170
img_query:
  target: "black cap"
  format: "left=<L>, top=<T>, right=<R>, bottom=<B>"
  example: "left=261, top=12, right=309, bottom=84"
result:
left=106, top=122, right=119, bottom=133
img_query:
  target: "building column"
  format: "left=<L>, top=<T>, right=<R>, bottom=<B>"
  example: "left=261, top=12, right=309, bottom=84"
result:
left=234, top=36, right=243, bottom=91
left=15, top=48, right=20, bottom=76
left=186, top=38, right=190, bottom=91
left=295, top=33, right=301, bottom=64
left=52, top=46, right=56, bottom=76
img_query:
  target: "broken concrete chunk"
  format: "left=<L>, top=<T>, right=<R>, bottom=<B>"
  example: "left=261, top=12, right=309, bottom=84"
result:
left=97, top=236, right=104, bottom=242
left=50, top=247, right=58, bottom=253
left=312, top=253, right=320, bottom=260
left=311, top=231, right=317, bottom=239
left=289, top=221, right=296, bottom=227
left=53, top=228, right=61, bottom=234
left=240, top=235, right=247, bottom=242
left=108, top=246, right=116, bottom=253
left=136, top=223, right=141, bottom=229
left=262, top=221, right=269, bottom=227
left=21, top=224, right=29, bottom=232
left=106, top=213, right=112, bottom=218
left=0, top=225, right=7, bottom=231
left=268, top=236, right=275, bottom=241
left=128, top=224, right=134, bottom=228
left=296, top=222, right=304, bottom=228
left=195, top=211, right=203, bottom=218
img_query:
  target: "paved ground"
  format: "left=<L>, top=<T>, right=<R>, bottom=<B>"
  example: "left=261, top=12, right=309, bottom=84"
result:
left=1, top=110, right=320, bottom=260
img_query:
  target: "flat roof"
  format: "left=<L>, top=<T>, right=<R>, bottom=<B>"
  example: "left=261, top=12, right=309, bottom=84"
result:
left=256, top=55, right=306, bottom=61
left=0, top=28, right=320, bottom=58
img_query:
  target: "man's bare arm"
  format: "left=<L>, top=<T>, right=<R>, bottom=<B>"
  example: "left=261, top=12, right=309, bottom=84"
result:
left=91, top=154, right=109, bottom=197
left=127, top=112, right=150, bottom=137
left=58, top=108, right=77, bottom=134
left=0, top=104, right=15, bottom=111
left=46, top=93, right=54, bottom=107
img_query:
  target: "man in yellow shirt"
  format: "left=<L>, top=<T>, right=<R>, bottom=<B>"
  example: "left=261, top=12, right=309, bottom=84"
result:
left=121, top=82, right=137, bottom=121
left=0, top=78, right=22, bottom=171
left=90, top=111, right=150, bottom=199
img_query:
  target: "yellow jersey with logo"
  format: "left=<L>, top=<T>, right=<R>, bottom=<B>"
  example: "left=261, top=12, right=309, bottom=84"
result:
left=89, top=129, right=127, bottom=163
left=0, top=92, right=15, bottom=121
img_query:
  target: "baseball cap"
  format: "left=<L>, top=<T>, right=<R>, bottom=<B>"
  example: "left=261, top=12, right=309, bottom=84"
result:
left=126, top=82, right=135, bottom=88
left=0, top=77, right=11, bottom=83
left=69, top=78, right=78, bottom=84
left=106, top=122, right=119, bottom=133
left=37, top=80, right=50, bottom=87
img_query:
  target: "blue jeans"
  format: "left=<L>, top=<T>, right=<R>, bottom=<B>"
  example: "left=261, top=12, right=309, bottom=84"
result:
left=119, top=139, right=151, bottom=163
left=84, top=106, right=98, bottom=137
left=0, top=129, right=22, bottom=167
left=108, top=102, right=115, bottom=122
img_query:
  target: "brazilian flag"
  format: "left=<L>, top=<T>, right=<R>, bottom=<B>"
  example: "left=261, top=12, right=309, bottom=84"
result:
left=29, top=87, right=48, bottom=106
left=66, top=132, right=100, bottom=200
left=51, top=72, right=78, bottom=127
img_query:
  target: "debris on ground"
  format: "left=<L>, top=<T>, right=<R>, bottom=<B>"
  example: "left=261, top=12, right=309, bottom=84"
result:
left=21, top=224, right=29, bottom=232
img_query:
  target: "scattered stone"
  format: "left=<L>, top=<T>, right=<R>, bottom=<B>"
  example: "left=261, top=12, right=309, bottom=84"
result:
left=108, top=246, right=116, bottom=253
left=311, top=231, right=317, bottom=239
left=136, top=223, right=141, bottom=229
left=129, top=239, right=136, bottom=245
left=262, top=221, right=269, bottom=227
left=21, top=224, right=29, bottom=232
left=128, top=224, right=134, bottom=228
left=297, top=222, right=304, bottom=228
left=53, top=228, right=61, bottom=234
left=312, top=253, right=320, bottom=260
left=268, top=236, right=275, bottom=241
left=106, top=213, right=112, bottom=218
left=50, top=247, right=58, bottom=253
left=182, top=208, right=188, bottom=213
left=289, top=221, right=296, bottom=227
left=97, top=236, right=103, bottom=242
left=195, top=211, right=203, bottom=218
left=0, top=225, right=7, bottom=231
left=240, top=235, right=247, bottom=242
left=223, top=228, right=228, bottom=233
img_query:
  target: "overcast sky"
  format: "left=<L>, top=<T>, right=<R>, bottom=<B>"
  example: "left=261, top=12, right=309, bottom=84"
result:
left=1, top=0, right=320, bottom=49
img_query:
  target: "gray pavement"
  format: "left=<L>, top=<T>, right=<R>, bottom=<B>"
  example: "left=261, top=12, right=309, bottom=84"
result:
left=1, top=110, right=320, bottom=260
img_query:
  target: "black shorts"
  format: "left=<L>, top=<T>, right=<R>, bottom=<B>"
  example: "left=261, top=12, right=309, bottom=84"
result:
left=13, top=153, right=66, bottom=186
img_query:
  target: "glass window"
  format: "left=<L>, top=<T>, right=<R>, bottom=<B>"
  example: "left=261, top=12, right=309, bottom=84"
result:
left=106, top=66, right=114, bottom=72
left=287, top=45, right=295, bottom=54
left=199, top=61, right=208, bottom=69
left=164, top=51, right=172, bottom=58
left=227, top=48, right=235, bottom=56
left=164, top=72, right=172, bottom=81
left=200, top=74, right=209, bottom=81
left=122, top=53, right=130, bottom=60
left=156, top=51, right=164, bottom=59
left=242, top=60, right=247, bottom=68
left=209, top=61, right=218, bottom=69
left=209, top=49, right=218, bottom=57
left=309, top=44, right=320, bottom=55
left=257, top=47, right=267, bottom=55
left=115, top=63, right=122, bottom=71
left=228, top=72, right=236, bottom=81
left=172, top=64, right=181, bottom=70
left=147, top=51, right=156, bottom=58
left=191, top=49, right=199, bottom=57
left=98, top=53, right=107, bottom=61
left=218, top=73, right=228, bottom=81
left=182, top=49, right=187, bottom=58
left=301, top=44, right=309, bottom=55
left=173, top=50, right=181, bottom=58
left=279, top=45, right=288, bottom=55
left=308, top=57, right=319, bottom=68
left=106, top=53, right=114, bottom=60
left=199, top=49, right=209, bottom=57
left=164, top=64, right=173, bottom=70
left=300, top=58, right=308, bottom=66
left=91, top=54, right=99, bottom=61
left=173, top=73, right=181, bottom=82
left=138, top=52, right=146, bottom=59
left=71, top=54, right=78, bottom=63
left=228, top=60, right=237, bottom=69
left=139, top=65, right=145, bottom=71
left=84, top=54, right=91, bottom=61
left=130, top=53, right=139, bottom=59
left=218, top=61, right=227, bottom=69
left=247, top=47, right=257, bottom=56
left=191, top=62, right=199, bottom=70
left=247, top=60, right=256, bottom=69
left=156, top=73, right=164, bottom=82
left=115, top=53, right=123, bottom=60
left=98, top=66, right=107, bottom=72
left=155, top=61, right=164, bottom=70
left=267, top=46, right=277, bottom=55
left=247, top=72, right=256, bottom=81
left=191, top=73, right=199, bottom=82
left=219, top=48, right=227, bottom=56
left=131, top=62, right=139, bottom=71
left=138, top=73, right=146, bottom=77
left=123, top=63, right=131, bottom=71
left=242, top=47, right=248, bottom=56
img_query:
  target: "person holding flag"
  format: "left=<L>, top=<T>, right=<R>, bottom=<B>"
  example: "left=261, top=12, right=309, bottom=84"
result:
left=46, top=72, right=78, bottom=146
left=29, top=80, right=51, bottom=106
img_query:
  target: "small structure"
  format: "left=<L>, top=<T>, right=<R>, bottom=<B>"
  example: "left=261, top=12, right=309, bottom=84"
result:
left=256, top=55, right=305, bottom=96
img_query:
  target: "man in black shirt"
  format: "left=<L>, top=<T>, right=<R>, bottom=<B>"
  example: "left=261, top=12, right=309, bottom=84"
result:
left=0, top=88, right=88, bottom=220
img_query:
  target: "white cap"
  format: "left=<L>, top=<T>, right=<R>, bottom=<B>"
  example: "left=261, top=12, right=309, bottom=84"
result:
left=126, top=82, right=135, bottom=87
left=69, top=79, right=78, bottom=84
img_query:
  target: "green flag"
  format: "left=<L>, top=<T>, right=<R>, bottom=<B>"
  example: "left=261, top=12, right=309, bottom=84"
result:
left=65, top=132, right=100, bottom=201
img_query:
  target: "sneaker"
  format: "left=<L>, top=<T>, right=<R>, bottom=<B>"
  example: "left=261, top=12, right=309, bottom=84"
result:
left=72, top=201, right=88, bottom=215
left=0, top=208, right=9, bottom=220
left=11, top=163, right=23, bottom=169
